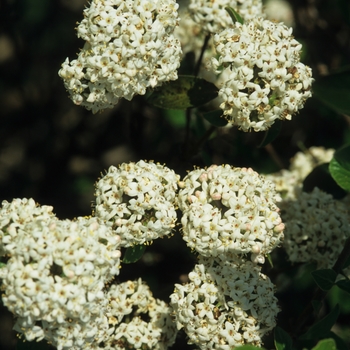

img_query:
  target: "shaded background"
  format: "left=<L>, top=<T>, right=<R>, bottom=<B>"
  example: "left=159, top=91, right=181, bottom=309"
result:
left=1, top=0, right=350, bottom=349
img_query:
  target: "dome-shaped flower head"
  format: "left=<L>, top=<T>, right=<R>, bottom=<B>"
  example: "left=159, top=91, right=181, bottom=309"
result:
left=178, top=165, right=284, bottom=260
left=104, top=279, right=177, bottom=349
left=0, top=198, right=56, bottom=257
left=94, top=160, right=179, bottom=247
left=209, top=17, right=313, bottom=132
left=281, top=187, right=350, bottom=269
left=170, top=258, right=279, bottom=349
left=58, top=0, right=182, bottom=113
left=188, top=0, right=264, bottom=34
left=0, top=216, right=121, bottom=348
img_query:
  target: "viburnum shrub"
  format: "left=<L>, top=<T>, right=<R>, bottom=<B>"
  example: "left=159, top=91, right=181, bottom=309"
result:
left=2, top=1, right=350, bottom=350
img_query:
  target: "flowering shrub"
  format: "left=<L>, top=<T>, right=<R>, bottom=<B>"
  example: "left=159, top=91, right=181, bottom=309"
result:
left=2, top=1, right=350, bottom=350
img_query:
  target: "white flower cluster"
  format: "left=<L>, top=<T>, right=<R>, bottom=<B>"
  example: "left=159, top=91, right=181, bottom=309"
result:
left=209, top=17, right=313, bottom=131
left=59, top=0, right=182, bottom=113
left=94, top=160, right=179, bottom=247
left=188, top=0, right=264, bottom=34
left=280, top=187, right=350, bottom=269
left=0, top=199, right=122, bottom=349
left=178, top=165, right=284, bottom=262
left=170, top=258, right=279, bottom=349
left=0, top=198, right=55, bottom=257
left=104, top=279, right=177, bottom=349
left=266, top=147, right=335, bottom=201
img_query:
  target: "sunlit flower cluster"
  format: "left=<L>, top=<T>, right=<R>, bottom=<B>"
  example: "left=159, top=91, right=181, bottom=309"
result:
left=0, top=205, right=121, bottom=349
left=209, top=17, right=313, bottom=132
left=188, top=0, right=264, bottom=34
left=178, top=165, right=284, bottom=262
left=280, top=187, right=350, bottom=269
left=0, top=198, right=55, bottom=257
left=170, top=258, right=279, bottom=349
left=59, top=0, right=182, bottom=113
left=105, top=279, right=177, bottom=349
left=94, top=160, right=179, bottom=247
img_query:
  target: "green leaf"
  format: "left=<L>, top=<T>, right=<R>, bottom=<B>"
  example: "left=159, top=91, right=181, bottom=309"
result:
left=225, top=7, right=244, bottom=24
left=329, top=145, right=350, bottom=192
left=274, top=327, right=293, bottom=350
left=202, top=110, right=228, bottom=127
left=313, top=69, right=350, bottom=115
left=258, top=119, right=282, bottom=147
left=299, top=305, right=340, bottom=340
left=303, top=163, right=347, bottom=199
left=311, top=338, right=337, bottom=350
left=147, top=75, right=218, bottom=110
left=122, top=245, right=146, bottom=264
left=329, top=157, right=350, bottom=192
left=333, top=144, right=350, bottom=171
left=311, top=269, right=337, bottom=291
left=234, top=346, right=264, bottom=350
left=336, top=279, right=350, bottom=293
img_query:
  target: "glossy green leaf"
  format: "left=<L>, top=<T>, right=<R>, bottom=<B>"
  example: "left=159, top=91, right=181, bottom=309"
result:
left=147, top=75, right=218, bottom=110
left=303, top=163, right=347, bottom=199
left=202, top=110, right=228, bottom=127
left=311, top=269, right=337, bottom=291
left=311, top=338, right=337, bottom=350
left=329, top=157, right=350, bottom=192
left=336, top=279, right=350, bottom=293
left=122, top=245, right=146, bottom=264
left=258, top=119, right=282, bottom=148
left=333, top=144, right=350, bottom=171
left=313, top=69, right=350, bottom=115
left=299, top=305, right=340, bottom=340
left=225, top=6, right=244, bottom=24
left=274, top=327, right=293, bottom=350
left=234, top=346, right=264, bottom=350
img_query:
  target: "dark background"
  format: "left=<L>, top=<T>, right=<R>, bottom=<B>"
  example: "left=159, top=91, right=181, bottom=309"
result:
left=1, top=0, right=350, bottom=349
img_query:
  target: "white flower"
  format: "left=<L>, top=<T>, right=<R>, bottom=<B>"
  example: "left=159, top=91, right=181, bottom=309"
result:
left=0, top=198, right=55, bottom=257
left=188, top=0, right=264, bottom=34
left=59, top=0, right=182, bottom=113
left=178, top=165, right=284, bottom=258
left=281, top=187, right=350, bottom=269
left=170, top=259, right=279, bottom=349
left=105, top=279, right=177, bottom=350
left=94, top=160, right=179, bottom=246
left=209, top=17, right=313, bottom=132
left=0, top=215, right=121, bottom=348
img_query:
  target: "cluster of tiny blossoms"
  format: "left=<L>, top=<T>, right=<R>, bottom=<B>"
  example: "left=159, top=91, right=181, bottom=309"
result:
left=171, top=164, right=283, bottom=348
left=178, top=164, right=284, bottom=262
left=280, top=187, right=350, bottom=269
left=94, top=160, right=179, bottom=247
left=104, top=279, right=177, bottom=350
left=188, top=0, right=264, bottom=34
left=170, top=258, right=279, bottom=349
left=1, top=162, right=284, bottom=349
left=59, top=0, right=182, bottom=113
left=0, top=199, right=122, bottom=349
left=209, top=17, right=313, bottom=131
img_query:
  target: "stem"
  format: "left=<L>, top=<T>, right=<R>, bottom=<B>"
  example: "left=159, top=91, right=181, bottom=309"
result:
left=194, top=34, right=211, bottom=78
